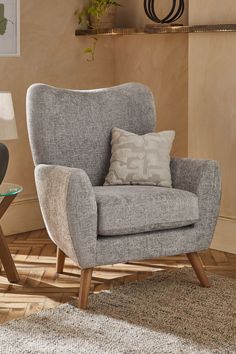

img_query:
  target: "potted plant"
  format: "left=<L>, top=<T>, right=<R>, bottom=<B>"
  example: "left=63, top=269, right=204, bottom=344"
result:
left=75, top=0, right=121, bottom=61
left=77, top=0, right=120, bottom=30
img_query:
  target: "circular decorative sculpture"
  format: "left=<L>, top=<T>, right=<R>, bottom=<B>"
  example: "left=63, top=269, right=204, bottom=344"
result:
left=144, top=0, right=185, bottom=24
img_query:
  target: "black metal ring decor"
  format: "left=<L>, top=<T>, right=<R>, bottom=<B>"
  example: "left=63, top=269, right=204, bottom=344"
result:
left=144, top=0, right=185, bottom=24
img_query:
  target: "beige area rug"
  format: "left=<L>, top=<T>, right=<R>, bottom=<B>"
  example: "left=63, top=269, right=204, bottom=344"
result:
left=0, top=269, right=235, bottom=354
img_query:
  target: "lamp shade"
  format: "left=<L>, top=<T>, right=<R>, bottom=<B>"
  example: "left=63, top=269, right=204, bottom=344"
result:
left=0, top=92, right=18, bottom=140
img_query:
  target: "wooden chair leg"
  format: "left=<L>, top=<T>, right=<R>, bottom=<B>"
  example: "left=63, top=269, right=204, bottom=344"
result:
left=56, top=247, right=66, bottom=274
left=79, top=268, right=93, bottom=310
left=187, top=252, right=211, bottom=287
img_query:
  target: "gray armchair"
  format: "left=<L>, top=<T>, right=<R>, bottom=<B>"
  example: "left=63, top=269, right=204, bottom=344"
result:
left=26, top=83, right=221, bottom=309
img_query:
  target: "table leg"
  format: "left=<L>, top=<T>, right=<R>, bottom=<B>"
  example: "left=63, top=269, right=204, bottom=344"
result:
left=0, top=195, right=16, bottom=219
left=0, top=226, right=19, bottom=283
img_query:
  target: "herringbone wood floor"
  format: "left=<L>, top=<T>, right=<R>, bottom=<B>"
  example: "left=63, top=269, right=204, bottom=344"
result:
left=0, top=229, right=235, bottom=324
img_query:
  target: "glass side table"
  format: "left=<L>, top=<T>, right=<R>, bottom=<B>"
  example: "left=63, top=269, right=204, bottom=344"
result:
left=0, top=183, right=23, bottom=283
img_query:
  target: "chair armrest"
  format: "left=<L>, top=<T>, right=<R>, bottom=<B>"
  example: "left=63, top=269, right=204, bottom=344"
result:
left=170, top=158, right=221, bottom=234
left=35, top=164, right=97, bottom=268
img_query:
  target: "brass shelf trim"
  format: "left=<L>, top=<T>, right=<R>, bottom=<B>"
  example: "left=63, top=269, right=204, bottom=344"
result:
left=75, top=24, right=236, bottom=36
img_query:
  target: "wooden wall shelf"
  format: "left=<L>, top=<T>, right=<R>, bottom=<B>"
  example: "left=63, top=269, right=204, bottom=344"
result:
left=75, top=24, right=236, bottom=36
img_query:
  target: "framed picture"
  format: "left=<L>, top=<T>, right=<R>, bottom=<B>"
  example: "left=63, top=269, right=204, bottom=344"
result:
left=0, top=0, right=20, bottom=56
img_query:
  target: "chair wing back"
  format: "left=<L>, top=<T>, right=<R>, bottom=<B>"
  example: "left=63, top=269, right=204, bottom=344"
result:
left=26, top=83, right=156, bottom=185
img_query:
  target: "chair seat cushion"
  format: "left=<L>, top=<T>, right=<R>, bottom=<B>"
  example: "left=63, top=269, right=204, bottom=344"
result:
left=94, top=186, right=199, bottom=236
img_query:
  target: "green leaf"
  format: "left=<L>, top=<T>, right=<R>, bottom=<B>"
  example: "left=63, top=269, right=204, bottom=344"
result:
left=84, top=48, right=93, bottom=54
left=77, top=0, right=120, bottom=61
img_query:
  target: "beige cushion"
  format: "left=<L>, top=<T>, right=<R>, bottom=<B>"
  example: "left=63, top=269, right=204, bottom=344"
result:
left=104, top=128, right=175, bottom=187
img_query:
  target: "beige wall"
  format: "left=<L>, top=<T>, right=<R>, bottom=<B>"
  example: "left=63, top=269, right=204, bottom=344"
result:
left=114, top=34, right=188, bottom=156
left=0, top=0, right=114, bottom=234
left=188, top=0, right=236, bottom=253
left=189, top=0, right=236, bottom=25
left=115, top=0, right=189, bottom=157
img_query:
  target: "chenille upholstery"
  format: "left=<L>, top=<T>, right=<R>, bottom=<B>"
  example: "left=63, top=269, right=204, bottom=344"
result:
left=27, top=83, right=221, bottom=270
left=94, top=186, right=199, bottom=236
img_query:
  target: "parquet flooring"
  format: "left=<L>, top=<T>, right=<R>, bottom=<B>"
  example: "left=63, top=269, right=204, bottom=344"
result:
left=0, top=229, right=235, bottom=324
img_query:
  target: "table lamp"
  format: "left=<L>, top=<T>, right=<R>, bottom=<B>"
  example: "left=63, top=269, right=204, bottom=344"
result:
left=0, top=92, right=18, bottom=184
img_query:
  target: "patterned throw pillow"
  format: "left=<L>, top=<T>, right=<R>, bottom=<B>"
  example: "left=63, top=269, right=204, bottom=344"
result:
left=104, top=128, right=175, bottom=187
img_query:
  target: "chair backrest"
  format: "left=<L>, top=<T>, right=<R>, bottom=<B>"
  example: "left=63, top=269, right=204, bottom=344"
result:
left=27, top=83, right=156, bottom=185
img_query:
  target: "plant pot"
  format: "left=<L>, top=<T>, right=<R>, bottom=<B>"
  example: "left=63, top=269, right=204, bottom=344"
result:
left=90, top=5, right=116, bottom=29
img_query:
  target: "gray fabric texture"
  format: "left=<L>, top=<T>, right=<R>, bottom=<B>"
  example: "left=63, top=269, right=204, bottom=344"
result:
left=170, top=158, right=221, bottom=233
left=27, top=83, right=221, bottom=269
left=94, top=186, right=199, bottom=236
left=35, top=165, right=97, bottom=267
left=27, top=83, right=156, bottom=186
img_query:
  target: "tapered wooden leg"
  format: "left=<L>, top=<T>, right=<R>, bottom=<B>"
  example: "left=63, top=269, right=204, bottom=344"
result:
left=79, top=268, right=93, bottom=310
left=0, top=226, right=19, bottom=283
left=187, top=252, right=211, bottom=287
left=56, top=247, right=66, bottom=274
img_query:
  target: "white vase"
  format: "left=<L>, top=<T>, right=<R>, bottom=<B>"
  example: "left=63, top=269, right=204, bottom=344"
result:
left=90, top=6, right=116, bottom=29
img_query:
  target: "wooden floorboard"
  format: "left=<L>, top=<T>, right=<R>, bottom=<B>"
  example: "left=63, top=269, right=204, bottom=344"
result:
left=0, top=229, right=235, bottom=324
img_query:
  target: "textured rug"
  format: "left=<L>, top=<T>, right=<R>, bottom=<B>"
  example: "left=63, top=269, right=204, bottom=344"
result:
left=0, top=269, right=235, bottom=354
